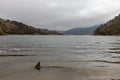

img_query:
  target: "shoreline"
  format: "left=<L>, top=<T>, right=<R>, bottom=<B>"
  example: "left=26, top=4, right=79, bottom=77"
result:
left=0, top=62, right=120, bottom=80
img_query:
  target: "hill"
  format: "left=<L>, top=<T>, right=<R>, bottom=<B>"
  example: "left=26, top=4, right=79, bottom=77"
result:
left=63, top=25, right=98, bottom=35
left=94, top=14, right=120, bottom=35
left=0, top=28, right=6, bottom=35
left=0, top=18, right=63, bottom=35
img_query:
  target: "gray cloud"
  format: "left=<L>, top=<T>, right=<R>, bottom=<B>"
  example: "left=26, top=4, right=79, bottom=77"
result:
left=0, top=0, right=120, bottom=30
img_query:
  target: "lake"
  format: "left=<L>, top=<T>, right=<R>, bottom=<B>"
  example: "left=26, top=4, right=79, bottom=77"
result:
left=0, top=35, right=120, bottom=80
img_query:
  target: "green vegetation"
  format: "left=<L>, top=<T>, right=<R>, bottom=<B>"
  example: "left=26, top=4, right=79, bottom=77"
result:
left=0, top=28, right=6, bottom=35
left=0, top=18, right=63, bottom=35
left=94, top=14, right=120, bottom=35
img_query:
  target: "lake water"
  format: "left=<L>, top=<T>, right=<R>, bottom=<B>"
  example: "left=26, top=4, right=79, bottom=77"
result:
left=0, top=35, right=120, bottom=80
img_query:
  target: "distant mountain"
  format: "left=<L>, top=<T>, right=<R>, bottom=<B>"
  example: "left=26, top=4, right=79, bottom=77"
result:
left=0, top=18, right=63, bottom=35
left=63, top=25, right=98, bottom=35
left=94, top=14, right=120, bottom=35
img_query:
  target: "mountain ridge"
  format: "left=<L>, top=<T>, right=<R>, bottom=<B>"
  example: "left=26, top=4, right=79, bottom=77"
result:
left=63, top=25, right=98, bottom=35
left=0, top=18, right=63, bottom=35
left=94, top=14, right=120, bottom=35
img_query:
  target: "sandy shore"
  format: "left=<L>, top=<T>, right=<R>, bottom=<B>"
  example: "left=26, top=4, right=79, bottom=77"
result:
left=0, top=62, right=120, bottom=80
left=0, top=56, right=120, bottom=80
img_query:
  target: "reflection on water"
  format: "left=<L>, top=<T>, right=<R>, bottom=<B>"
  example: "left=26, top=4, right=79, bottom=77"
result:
left=0, top=35, right=120, bottom=80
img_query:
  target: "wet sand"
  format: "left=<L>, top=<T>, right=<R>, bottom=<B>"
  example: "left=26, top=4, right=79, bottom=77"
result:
left=0, top=62, right=120, bottom=80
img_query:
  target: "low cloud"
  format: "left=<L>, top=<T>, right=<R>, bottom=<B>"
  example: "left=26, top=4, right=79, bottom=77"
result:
left=0, top=0, right=120, bottom=30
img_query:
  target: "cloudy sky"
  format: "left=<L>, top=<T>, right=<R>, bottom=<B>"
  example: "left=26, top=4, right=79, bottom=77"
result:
left=0, top=0, right=120, bottom=30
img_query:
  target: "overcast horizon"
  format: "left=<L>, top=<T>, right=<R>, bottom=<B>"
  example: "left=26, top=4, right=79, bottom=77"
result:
left=0, top=0, right=120, bottom=30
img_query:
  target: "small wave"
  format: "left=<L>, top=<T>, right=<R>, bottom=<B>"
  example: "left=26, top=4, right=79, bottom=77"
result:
left=0, top=54, right=36, bottom=57
left=91, top=60, right=120, bottom=64
left=112, top=56, right=120, bottom=58
left=109, top=47, right=120, bottom=50
left=0, top=50, right=6, bottom=54
left=68, top=60, right=120, bottom=64
left=9, top=48, right=21, bottom=52
left=95, top=66, right=108, bottom=67
left=108, top=51, right=120, bottom=54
